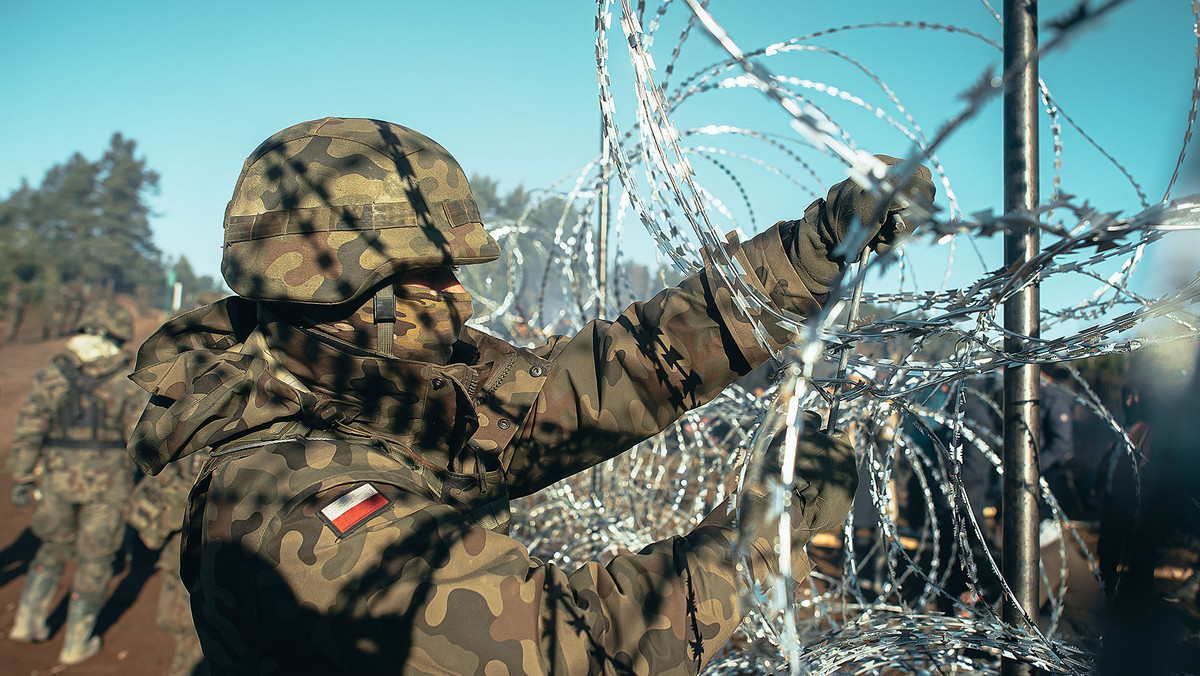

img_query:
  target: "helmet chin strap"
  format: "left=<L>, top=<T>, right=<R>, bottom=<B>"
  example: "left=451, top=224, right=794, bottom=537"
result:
left=373, top=285, right=396, bottom=356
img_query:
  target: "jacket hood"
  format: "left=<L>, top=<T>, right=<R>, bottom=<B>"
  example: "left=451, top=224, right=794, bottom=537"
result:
left=128, top=297, right=290, bottom=473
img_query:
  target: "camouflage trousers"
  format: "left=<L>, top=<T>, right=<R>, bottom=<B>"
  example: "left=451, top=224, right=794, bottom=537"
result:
left=157, top=534, right=207, bottom=676
left=29, top=492, right=124, bottom=601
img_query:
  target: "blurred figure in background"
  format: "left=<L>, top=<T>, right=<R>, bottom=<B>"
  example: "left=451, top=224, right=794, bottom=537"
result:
left=1100, top=352, right=1200, bottom=673
left=127, top=453, right=210, bottom=676
left=5, top=300, right=146, bottom=665
left=5, top=281, right=26, bottom=343
left=1096, top=382, right=1153, bottom=594
left=958, top=371, right=1001, bottom=537
left=1039, top=365, right=1076, bottom=488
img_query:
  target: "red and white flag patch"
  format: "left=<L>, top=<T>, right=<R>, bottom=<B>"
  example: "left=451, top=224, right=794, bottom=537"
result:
left=319, top=483, right=391, bottom=537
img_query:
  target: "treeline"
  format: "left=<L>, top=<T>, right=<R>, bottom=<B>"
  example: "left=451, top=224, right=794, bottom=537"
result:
left=0, top=134, right=680, bottom=342
left=0, top=133, right=221, bottom=339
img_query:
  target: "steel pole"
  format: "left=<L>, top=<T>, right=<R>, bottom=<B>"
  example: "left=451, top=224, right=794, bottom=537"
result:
left=1001, top=2, right=1042, bottom=675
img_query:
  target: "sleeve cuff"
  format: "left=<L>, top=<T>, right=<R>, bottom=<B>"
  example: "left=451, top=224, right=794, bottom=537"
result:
left=705, top=224, right=820, bottom=365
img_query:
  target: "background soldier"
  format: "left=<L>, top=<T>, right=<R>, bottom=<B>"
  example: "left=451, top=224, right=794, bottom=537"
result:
left=1040, top=364, right=1076, bottom=477
left=6, top=300, right=146, bottom=665
left=5, top=281, right=26, bottom=343
left=60, top=279, right=87, bottom=338
left=127, top=453, right=209, bottom=676
left=1039, top=363, right=1077, bottom=539
left=40, top=283, right=66, bottom=340
left=127, top=118, right=933, bottom=674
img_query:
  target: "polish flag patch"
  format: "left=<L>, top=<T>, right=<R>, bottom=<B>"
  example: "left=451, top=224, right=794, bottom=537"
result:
left=319, top=483, right=391, bottom=537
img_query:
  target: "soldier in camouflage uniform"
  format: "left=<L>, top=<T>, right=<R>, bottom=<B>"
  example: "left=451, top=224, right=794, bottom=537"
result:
left=41, top=283, right=68, bottom=339
left=127, top=453, right=210, bottom=675
left=5, top=281, right=26, bottom=343
left=127, top=118, right=934, bottom=674
left=7, top=300, right=147, bottom=664
left=62, top=280, right=88, bottom=339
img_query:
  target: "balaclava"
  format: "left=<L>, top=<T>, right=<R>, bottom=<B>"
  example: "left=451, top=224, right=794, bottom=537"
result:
left=276, top=275, right=474, bottom=365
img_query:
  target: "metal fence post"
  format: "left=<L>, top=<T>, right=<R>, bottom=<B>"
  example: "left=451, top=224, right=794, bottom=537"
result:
left=1001, top=2, right=1042, bottom=674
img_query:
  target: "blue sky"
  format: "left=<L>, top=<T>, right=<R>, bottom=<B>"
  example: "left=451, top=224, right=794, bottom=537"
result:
left=2, top=0, right=1196, bottom=308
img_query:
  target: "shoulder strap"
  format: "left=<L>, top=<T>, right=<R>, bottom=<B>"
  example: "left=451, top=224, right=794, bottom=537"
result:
left=49, top=358, right=121, bottom=443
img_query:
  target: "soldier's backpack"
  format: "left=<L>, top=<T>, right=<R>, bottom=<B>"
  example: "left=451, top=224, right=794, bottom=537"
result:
left=51, top=358, right=121, bottom=445
left=126, top=465, right=195, bottom=550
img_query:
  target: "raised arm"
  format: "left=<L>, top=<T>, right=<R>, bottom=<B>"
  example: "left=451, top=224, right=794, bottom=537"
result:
left=503, top=157, right=934, bottom=497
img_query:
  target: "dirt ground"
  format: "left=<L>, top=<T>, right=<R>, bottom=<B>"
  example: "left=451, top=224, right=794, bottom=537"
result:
left=0, top=308, right=174, bottom=676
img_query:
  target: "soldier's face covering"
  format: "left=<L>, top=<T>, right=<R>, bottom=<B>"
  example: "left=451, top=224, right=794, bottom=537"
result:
left=276, top=268, right=473, bottom=363
left=390, top=268, right=473, bottom=364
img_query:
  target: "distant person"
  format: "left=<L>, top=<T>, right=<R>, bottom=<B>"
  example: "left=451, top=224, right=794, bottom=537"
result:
left=127, top=454, right=210, bottom=676
left=1096, top=382, right=1152, bottom=594
left=1039, top=363, right=1076, bottom=538
left=900, top=378, right=1001, bottom=611
left=5, top=281, right=25, bottom=343
left=1099, top=361, right=1200, bottom=674
left=61, top=279, right=87, bottom=338
left=1039, top=364, right=1076, bottom=475
left=6, top=300, right=146, bottom=664
left=40, top=283, right=71, bottom=339
left=950, top=373, right=1003, bottom=609
left=959, top=372, right=1001, bottom=533
left=899, top=381, right=953, bottom=536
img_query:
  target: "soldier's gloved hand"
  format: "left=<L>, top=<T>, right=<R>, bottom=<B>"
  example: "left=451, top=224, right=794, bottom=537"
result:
left=10, top=481, right=35, bottom=508
left=703, top=411, right=857, bottom=582
left=820, top=154, right=935, bottom=259
left=781, top=154, right=935, bottom=302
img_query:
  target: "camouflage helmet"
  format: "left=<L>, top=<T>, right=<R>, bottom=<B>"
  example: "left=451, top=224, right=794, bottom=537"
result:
left=221, top=117, right=500, bottom=305
left=77, top=301, right=134, bottom=344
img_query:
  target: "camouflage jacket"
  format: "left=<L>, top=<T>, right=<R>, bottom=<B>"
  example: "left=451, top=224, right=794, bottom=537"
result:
left=128, top=224, right=836, bottom=675
left=9, top=344, right=144, bottom=503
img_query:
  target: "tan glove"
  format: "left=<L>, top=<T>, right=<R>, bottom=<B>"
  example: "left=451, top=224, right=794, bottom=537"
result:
left=11, top=481, right=35, bottom=508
